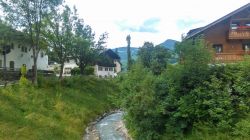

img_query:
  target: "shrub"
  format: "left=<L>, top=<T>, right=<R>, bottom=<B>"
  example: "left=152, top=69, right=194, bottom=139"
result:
left=71, top=67, right=80, bottom=75
left=71, top=66, right=94, bottom=75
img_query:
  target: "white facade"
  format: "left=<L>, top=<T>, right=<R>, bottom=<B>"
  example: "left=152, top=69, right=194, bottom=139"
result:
left=114, top=60, right=122, bottom=73
left=62, top=60, right=78, bottom=76
left=0, top=45, right=48, bottom=70
left=95, top=65, right=116, bottom=78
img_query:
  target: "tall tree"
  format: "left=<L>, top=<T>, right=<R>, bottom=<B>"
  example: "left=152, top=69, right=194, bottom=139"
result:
left=138, top=42, right=170, bottom=75
left=0, top=0, right=63, bottom=84
left=138, top=42, right=154, bottom=68
left=126, top=34, right=132, bottom=70
left=44, top=5, right=75, bottom=79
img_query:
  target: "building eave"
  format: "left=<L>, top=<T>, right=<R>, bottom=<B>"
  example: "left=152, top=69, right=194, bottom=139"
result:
left=185, top=3, right=250, bottom=39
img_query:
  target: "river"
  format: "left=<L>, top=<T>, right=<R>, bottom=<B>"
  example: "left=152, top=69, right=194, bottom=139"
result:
left=84, top=111, right=130, bottom=140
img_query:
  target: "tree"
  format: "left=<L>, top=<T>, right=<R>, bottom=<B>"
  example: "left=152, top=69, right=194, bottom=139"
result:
left=138, top=42, right=154, bottom=68
left=0, top=0, right=63, bottom=84
left=150, top=45, right=171, bottom=75
left=44, top=5, right=75, bottom=79
left=72, top=17, right=108, bottom=75
left=126, top=34, right=132, bottom=70
left=138, top=42, right=171, bottom=75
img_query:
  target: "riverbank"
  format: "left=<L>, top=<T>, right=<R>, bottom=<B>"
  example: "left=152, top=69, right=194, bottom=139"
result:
left=0, top=76, right=119, bottom=140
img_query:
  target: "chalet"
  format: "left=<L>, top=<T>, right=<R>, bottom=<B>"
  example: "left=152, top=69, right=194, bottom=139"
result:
left=95, top=49, right=121, bottom=78
left=185, top=3, right=250, bottom=62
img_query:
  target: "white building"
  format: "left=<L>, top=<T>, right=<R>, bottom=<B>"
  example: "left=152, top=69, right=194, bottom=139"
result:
left=47, top=49, right=122, bottom=78
left=94, top=49, right=122, bottom=78
left=62, top=60, right=78, bottom=76
left=95, top=65, right=116, bottom=78
left=48, top=59, right=78, bottom=77
left=0, top=45, right=48, bottom=70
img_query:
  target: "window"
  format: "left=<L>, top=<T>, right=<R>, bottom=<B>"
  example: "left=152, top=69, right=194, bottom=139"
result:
left=213, top=44, right=223, bottom=53
left=64, top=67, right=71, bottom=74
left=41, top=52, right=44, bottom=58
left=231, top=23, right=238, bottom=30
left=11, top=43, right=14, bottom=49
left=0, top=60, right=2, bottom=68
left=9, top=61, right=14, bottom=70
left=105, top=68, right=108, bottom=71
left=98, top=66, right=103, bottom=71
left=242, top=43, right=250, bottom=51
left=21, top=46, right=27, bottom=53
left=109, top=68, right=113, bottom=71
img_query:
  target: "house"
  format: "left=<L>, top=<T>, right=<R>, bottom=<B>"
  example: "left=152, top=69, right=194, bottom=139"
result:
left=61, top=60, right=78, bottom=76
left=185, top=3, right=250, bottom=62
left=95, top=49, right=121, bottom=78
left=0, top=45, right=48, bottom=71
left=48, top=60, right=78, bottom=77
left=48, top=49, right=121, bottom=77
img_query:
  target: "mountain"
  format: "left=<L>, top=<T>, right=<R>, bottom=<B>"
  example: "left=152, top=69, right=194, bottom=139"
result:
left=159, top=39, right=179, bottom=51
left=112, top=39, right=179, bottom=70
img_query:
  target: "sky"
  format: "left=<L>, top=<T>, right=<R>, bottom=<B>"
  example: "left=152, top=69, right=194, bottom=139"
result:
left=66, top=0, right=249, bottom=48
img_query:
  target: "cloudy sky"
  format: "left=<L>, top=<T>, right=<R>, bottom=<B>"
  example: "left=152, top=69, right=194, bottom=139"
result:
left=66, top=0, right=249, bottom=48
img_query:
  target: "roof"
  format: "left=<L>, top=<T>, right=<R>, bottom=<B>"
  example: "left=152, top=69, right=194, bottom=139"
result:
left=102, top=49, right=120, bottom=60
left=96, top=49, right=120, bottom=67
left=185, top=3, right=250, bottom=39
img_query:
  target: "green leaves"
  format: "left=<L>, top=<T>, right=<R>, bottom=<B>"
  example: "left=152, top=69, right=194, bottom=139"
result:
left=138, top=42, right=171, bottom=75
left=119, top=38, right=250, bottom=139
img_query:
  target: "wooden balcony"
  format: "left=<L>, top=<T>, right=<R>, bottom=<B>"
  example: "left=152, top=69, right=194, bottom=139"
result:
left=228, top=28, right=250, bottom=40
left=214, top=51, right=250, bottom=62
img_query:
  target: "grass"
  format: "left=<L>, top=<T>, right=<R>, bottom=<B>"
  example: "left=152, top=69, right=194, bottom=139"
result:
left=0, top=76, right=119, bottom=140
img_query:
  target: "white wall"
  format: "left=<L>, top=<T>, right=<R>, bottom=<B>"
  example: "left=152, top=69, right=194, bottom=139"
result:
left=94, top=65, right=116, bottom=78
left=114, top=60, right=122, bottom=73
left=62, top=60, right=78, bottom=76
left=0, top=45, right=48, bottom=70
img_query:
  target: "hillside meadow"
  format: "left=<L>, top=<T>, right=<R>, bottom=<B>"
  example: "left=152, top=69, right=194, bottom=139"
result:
left=0, top=76, right=119, bottom=140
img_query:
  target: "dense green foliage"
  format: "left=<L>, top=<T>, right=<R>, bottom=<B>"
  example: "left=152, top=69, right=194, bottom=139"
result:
left=71, top=66, right=94, bottom=76
left=138, top=42, right=171, bottom=75
left=0, top=76, right=118, bottom=139
left=116, top=39, right=250, bottom=140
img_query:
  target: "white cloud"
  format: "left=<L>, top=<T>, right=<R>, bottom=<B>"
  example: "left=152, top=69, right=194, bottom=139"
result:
left=66, top=0, right=249, bottom=48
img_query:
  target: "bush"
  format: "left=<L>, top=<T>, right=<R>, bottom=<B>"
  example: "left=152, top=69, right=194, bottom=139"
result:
left=118, top=38, right=250, bottom=140
left=71, top=66, right=94, bottom=75
left=84, top=66, right=94, bottom=75
left=71, top=67, right=80, bottom=75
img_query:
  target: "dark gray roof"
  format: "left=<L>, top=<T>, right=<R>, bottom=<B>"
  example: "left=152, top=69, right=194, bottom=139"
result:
left=185, top=3, right=250, bottom=39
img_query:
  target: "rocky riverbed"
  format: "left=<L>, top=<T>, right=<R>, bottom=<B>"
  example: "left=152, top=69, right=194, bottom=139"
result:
left=83, top=111, right=131, bottom=140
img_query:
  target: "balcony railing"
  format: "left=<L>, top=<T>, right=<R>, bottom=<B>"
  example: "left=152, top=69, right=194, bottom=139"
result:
left=214, top=51, right=250, bottom=62
left=228, top=27, right=250, bottom=39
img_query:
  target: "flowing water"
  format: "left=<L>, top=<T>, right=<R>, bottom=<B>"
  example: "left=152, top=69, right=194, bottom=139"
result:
left=95, top=112, right=125, bottom=140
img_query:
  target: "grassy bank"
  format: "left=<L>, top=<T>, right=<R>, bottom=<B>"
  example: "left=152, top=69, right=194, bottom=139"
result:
left=0, top=76, right=119, bottom=140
